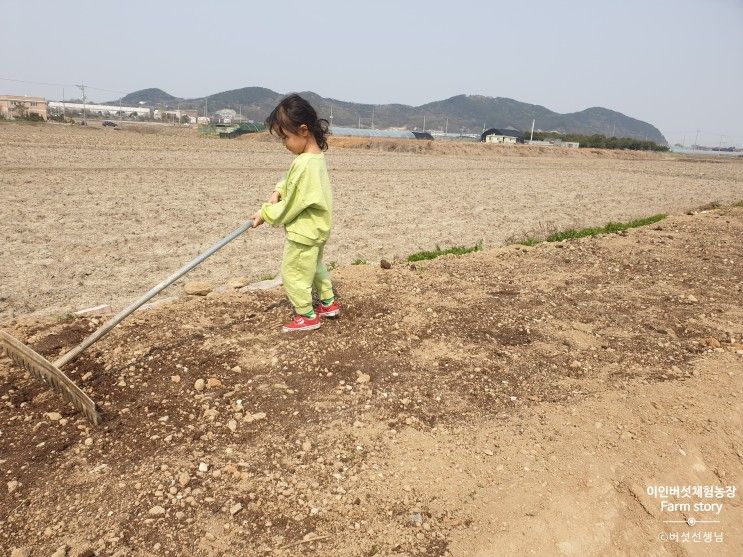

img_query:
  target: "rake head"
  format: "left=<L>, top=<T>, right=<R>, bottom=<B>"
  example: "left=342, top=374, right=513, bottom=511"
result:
left=1, top=330, right=101, bottom=425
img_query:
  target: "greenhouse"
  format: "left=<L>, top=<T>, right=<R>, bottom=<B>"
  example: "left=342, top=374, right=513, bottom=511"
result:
left=329, top=126, right=420, bottom=139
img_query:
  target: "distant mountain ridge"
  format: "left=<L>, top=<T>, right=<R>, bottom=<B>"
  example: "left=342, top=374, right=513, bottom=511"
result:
left=120, top=88, right=176, bottom=105
left=114, top=87, right=666, bottom=144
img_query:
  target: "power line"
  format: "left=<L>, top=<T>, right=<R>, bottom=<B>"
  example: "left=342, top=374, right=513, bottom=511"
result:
left=665, top=129, right=743, bottom=141
left=0, top=77, right=127, bottom=95
left=0, top=77, right=72, bottom=88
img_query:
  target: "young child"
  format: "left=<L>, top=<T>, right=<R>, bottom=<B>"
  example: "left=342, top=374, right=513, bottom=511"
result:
left=250, top=94, right=339, bottom=332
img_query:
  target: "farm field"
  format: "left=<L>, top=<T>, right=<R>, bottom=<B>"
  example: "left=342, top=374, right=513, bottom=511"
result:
left=1, top=205, right=742, bottom=555
left=1, top=122, right=742, bottom=320
left=1, top=122, right=743, bottom=556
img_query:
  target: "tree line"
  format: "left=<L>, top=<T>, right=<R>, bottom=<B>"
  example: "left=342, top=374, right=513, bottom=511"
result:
left=530, top=131, right=669, bottom=151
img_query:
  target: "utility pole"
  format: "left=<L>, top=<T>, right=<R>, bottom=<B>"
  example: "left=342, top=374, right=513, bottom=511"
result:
left=76, top=82, right=87, bottom=125
left=423, top=115, right=426, bottom=132
left=119, top=97, right=122, bottom=124
left=445, top=118, right=448, bottom=135
left=62, top=87, right=65, bottom=120
left=329, top=105, right=333, bottom=127
left=530, top=119, right=535, bottom=141
left=694, top=129, right=700, bottom=148
left=205, top=98, right=208, bottom=119
left=358, top=116, right=361, bottom=129
left=371, top=106, right=374, bottom=130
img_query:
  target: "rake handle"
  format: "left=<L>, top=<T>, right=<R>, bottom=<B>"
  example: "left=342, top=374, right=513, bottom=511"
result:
left=54, top=219, right=254, bottom=368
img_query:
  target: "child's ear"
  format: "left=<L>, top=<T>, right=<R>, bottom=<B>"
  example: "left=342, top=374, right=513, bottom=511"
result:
left=299, top=124, right=309, bottom=136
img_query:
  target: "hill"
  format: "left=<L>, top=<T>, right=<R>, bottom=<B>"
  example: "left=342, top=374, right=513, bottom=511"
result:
left=119, top=88, right=177, bottom=106
left=110, top=87, right=666, bottom=143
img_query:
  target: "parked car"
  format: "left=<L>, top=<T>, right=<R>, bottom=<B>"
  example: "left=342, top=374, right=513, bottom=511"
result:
left=102, top=120, right=118, bottom=128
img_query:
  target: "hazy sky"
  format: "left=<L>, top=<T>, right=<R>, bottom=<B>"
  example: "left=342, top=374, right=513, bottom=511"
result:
left=1, top=0, right=741, bottom=146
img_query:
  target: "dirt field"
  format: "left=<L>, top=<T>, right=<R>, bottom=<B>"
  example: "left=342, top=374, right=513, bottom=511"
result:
left=1, top=122, right=742, bottom=321
left=1, top=123, right=743, bottom=556
left=2, top=199, right=743, bottom=555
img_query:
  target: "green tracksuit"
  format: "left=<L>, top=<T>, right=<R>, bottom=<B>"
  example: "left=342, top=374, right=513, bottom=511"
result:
left=259, top=153, right=334, bottom=314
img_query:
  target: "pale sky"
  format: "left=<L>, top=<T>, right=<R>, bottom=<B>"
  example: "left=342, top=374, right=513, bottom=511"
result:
left=1, top=0, right=741, bottom=146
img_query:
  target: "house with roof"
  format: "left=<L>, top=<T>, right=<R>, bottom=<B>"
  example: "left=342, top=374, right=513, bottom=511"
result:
left=0, top=95, right=48, bottom=120
left=481, top=127, right=524, bottom=144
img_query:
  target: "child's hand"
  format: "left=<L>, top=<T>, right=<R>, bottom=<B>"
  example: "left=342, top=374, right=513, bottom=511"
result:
left=250, top=212, right=264, bottom=228
left=269, top=191, right=281, bottom=204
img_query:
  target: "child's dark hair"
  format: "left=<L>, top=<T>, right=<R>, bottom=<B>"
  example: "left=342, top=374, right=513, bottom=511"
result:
left=266, top=94, right=330, bottom=151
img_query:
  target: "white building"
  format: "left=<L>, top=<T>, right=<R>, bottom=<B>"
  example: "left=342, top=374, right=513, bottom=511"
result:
left=525, top=139, right=580, bottom=148
left=48, top=101, right=151, bottom=118
left=156, top=109, right=198, bottom=123
left=485, top=134, right=517, bottom=144
left=214, top=109, right=238, bottom=124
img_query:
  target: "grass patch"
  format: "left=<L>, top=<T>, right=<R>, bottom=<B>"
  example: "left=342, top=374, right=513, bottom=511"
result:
left=407, top=240, right=483, bottom=262
left=351, top=258, right=368, bottom=265
left=327, top=261, right=338, bottom=271
left=518, top=213, right=666, bottom=245
left=258, top=273, right=275, bottom=281
left=732, top=200, right=743, bottom=208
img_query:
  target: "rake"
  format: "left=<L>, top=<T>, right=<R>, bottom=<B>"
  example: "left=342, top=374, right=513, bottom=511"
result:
left=1, top=219, right=255, bottom=425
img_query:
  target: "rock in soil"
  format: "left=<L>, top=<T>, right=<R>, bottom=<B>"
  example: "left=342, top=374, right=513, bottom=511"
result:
left=184, top=281, right=212, bottom=296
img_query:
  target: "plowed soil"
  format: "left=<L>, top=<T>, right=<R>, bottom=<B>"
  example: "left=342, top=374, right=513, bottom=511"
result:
left=2, top=122, right=743, bottom=322
left=2, top=203, right=742, bottom=556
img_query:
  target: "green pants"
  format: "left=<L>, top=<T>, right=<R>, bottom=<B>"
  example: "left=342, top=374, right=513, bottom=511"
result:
left=281, top=239, right=334, bottom=315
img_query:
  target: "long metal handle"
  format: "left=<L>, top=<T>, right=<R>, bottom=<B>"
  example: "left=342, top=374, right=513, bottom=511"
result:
left=54, top=219, right=254, bottom=368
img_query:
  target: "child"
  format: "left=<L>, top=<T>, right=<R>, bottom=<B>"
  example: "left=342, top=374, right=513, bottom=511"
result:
left=250, top=94, right=339, bottom=332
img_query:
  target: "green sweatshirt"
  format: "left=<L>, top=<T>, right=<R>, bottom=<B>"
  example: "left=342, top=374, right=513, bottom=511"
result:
left=259, top=153, right=332, bottom=246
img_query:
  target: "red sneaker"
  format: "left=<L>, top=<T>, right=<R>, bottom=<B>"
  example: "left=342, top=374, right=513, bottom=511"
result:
left=315, top=299, right=340, bottom=318
left=282, top=313, right=321, bottom=333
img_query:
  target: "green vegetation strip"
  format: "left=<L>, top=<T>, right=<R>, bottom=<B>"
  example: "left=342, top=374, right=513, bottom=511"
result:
left=520, top=213, right=667, bottom=246
left=407, top=240, right=483, bottom=262
left=529, top=131, right=668, bottom=151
